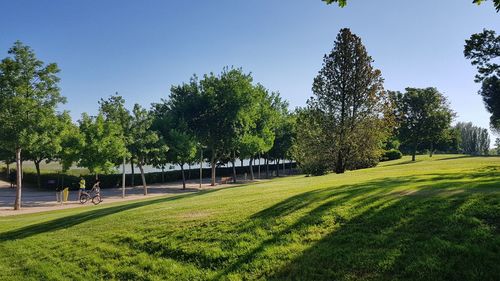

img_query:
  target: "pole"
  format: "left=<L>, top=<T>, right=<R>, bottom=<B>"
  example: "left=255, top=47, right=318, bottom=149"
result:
left=122, top=156, right=126, bottom=198
left=199, top=149, right=203, bottom=189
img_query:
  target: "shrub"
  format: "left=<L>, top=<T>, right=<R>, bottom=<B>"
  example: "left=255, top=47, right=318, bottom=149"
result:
left=381, top=149, right=403, bottom=161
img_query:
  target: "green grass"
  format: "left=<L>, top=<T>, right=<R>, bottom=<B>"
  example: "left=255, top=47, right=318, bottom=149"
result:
left=0, top=155, right=499, bottom=280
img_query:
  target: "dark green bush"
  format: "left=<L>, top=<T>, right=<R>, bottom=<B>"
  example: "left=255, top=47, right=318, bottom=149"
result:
left=381, top=149, right=403, bottom=161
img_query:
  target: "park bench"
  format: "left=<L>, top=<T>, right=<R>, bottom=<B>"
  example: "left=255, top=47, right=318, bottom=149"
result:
left=220, top=177, right=233, bottom=184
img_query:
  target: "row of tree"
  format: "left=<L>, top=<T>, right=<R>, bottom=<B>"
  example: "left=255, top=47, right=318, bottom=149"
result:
left=0, top=42, right=296, bottom=210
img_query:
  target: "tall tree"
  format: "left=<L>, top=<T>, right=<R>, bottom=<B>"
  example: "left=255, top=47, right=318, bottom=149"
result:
left=98, top=94, right=132, bottom=196
left=0, top=41, right=65, bottom=210
left=197, top=68, right=255, bottom=186
left=152, top=99, right=197, bottom=189
left=309, top=28, right=387, bottom=174
left=396, top=88, right=454, bottom=161
left=238, top=85, right=277, bottom=180
left=465, top=29, right=500, bottom=131
left=129, top=104, right=167, bottom=195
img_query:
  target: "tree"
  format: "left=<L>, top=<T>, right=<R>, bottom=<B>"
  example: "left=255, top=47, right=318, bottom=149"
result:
left=0, top=41, right=65, bottom=210
left=129, top=104, right=167, bottom=195
left=322, top=0, right=500, bottom=11
left=98, top=94, right=133, bottom=196
left=238, top=85, right=277, bottom=180
left=292, top=108, right=330, bottom=176
left=308, top=28, right=387, bottom=174
left=495, top=138, right=500, bottom=154
left=267, top=94, right=295, bottom=177
left=197, top=68, right=255, bottom=186
left=78, top=113, right=127, bottom=179
left=152, top=98, right=197, bottom=189
left=455, top=122, right=491, bottom=155
left=25, top=112, right=74, bottom=188
left=465, top=29, right=500, bottom=130
left=396, top=88, right=454, bottom=161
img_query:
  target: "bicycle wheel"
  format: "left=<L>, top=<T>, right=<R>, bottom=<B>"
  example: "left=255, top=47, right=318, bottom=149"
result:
left=79, top=194, right=89, bottom=204
left=92, top=195, right=102, bottom=205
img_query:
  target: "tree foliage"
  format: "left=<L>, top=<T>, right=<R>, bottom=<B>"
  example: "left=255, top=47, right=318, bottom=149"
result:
left=465, top=29, right=500, bottom=130
left=394, top=88, right=454, bottom=161
left=454, top=122, right=490, bottom=155
left=0, top=41, right=65, bottom=209
left=305, top=28, right=388, bottom=174
left=322, top=0, right=500, bottom=11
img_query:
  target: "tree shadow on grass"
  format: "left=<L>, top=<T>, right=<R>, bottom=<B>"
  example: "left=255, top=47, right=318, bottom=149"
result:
left=0, top=188, right=228, bottom=242
left=212, top=172, right=500, bottom=280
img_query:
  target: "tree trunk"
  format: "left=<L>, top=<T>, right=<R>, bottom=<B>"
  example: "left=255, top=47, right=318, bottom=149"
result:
left=180, top=164, right=186, bottom=189
left=232, top=158, right=237, bottom=184
left=211, top=153, right=216, bottom=186
left=266, top=157, right=269, bottom=178
left=138, top=162, right=147, bottom=195
left=335, top=151, right=346, bottom=174
left=249, top=158, right=254, bottom=180
left=240, top=159, right=244, bottom=168
left=412, top=143, right=417, bottom=162
left=430, top=143, right=434, bottom=157
left=130, top=160, right=135, bottom=187
left=6, top=162, right=9, bottom=178
left=282, top=159, right=285, bottom=176
left=289, top=159, right=293, bottom=175
left=188, top=164, right=191, bottom=180
left=14, top=148, right=22, bottom=210
left=161, top=166, right=165, bottom=183
left=122, top=156, right=126, bottom=198
left=276, top=159, right=280, bottom=177
left=35, top=160, right=42, bottom=189
left=258, top=154, right=261, bottom=179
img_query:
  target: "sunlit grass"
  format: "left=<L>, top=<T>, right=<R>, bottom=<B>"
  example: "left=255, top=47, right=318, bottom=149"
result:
left=0, top=154, right=499, bottom=280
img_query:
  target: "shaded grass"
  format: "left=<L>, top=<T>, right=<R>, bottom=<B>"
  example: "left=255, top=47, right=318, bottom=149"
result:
left=0, top=155, right=499, bottom=280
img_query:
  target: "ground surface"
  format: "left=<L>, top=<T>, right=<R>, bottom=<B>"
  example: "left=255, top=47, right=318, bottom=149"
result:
left=0, top=155, right=499, bottom=281
left=0, top=178, right=235, bottom=216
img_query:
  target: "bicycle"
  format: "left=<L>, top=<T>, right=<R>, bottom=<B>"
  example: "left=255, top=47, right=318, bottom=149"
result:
left=79, top=185, right=102, bottom=205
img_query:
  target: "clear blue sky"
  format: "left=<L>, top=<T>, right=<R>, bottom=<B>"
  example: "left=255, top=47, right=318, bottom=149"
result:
left=0, top=0, right=499, bottom=135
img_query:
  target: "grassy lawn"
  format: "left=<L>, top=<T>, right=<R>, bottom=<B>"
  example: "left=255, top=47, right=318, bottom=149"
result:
left=0, top=154, right=499, bottom=280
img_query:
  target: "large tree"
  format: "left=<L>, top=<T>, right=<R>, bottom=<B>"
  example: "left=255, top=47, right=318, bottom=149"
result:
left=197, top=68, right=255, bottom=186
left=309, top=28, right=387, bottom=174
left=396, top=88, right=454, bottom=161
left=98, top=94, right=133, bottom=196
left=0, top=41, right=65, bottom=210
left=465, top=29, right=500, bottom=131
left=129, top=104, right=167, bottom=195
left=152, top=98, right=197, bottom=190
left=322, top=0, right=500, bottom=11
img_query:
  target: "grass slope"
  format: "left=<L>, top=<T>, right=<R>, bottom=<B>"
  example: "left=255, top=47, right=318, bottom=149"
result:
left=0, top=155, right=499, bottom=281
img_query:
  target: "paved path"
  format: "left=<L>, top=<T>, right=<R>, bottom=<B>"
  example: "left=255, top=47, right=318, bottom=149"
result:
left=0, top=177, right=254, bottom=216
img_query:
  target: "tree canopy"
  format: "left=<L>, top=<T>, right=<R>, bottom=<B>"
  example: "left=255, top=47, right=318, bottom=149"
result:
left=322, top=0, right=500, bottom=11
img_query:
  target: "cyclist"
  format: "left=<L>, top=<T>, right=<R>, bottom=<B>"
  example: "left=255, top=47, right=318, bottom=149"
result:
left=78, top=176, right=86, bottom=200
left=92, top=180, right=101, bottom=195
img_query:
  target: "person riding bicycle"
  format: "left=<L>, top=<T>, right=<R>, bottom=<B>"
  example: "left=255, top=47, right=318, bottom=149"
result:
left=92, top=180, right=101, bottom=195
left=78, top=176, right=86, bottom=200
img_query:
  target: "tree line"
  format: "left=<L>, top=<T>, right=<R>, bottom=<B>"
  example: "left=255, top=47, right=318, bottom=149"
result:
left=1, top=25, right=496, bottom=209
left=0, top=42, right=296, bottom=209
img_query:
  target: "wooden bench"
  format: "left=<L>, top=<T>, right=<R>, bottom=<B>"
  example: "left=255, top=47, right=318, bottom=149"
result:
left=220, top=177, right=233, bottom=184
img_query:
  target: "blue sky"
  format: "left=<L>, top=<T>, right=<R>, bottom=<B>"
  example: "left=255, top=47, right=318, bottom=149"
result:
left=0, top=0, right=499, bottom=135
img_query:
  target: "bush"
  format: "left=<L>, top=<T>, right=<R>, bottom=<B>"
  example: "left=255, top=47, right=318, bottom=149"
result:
left=300, top=161, right=329, bottom=176
left=381, top=149, right=403, bottom=161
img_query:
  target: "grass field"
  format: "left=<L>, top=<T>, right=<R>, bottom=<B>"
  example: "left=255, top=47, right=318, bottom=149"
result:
left=0, top=155, right=499, bottom=280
